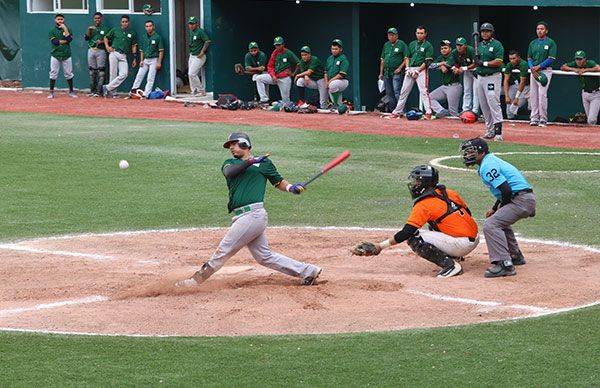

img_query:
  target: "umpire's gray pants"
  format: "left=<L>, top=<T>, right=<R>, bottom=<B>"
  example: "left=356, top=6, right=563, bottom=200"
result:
left=296, top=77, right=328, bottom=108
left=462, top=70, right=479, bottom=114
left=204, top=203, right=319, bottom=280
left=582, top=89, right=600, bottom=125
left=49, top=56, right=74, bottom=80
left=476, top=72, right=503, bottom=132
left=483, top=191, right=536, bottom=264
left=256, top=74, right=292, bottom=103
left=529, top=68, right=553, bottom=123
left=132, top=58, right=158, bottom=97
left=107, top=51, right=129, bottom=92
left=430, top=82, right=463, bottom=116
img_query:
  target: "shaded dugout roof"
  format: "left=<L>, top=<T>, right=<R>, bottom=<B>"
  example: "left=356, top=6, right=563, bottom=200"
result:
left=295, top=0, right=600, bottom=6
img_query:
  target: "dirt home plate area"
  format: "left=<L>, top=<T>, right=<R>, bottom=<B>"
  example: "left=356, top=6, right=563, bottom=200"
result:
left=0, top=228, right=599, bottom=337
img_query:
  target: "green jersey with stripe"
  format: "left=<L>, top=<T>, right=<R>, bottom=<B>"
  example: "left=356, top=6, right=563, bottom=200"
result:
left=527, top=37, right=557, bottom=66
left=223, top=158, right=283, bottom=212
left=408, top=40, right=434, bottom=67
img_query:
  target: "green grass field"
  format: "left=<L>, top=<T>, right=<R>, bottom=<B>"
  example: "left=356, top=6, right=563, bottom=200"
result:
left=1, top=112, right=599, bottom=386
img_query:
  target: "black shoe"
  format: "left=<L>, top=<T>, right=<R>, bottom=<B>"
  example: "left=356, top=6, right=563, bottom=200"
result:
left=511, top=253, right=526, bottom=266
left=484, top=262, right=516, bottom=278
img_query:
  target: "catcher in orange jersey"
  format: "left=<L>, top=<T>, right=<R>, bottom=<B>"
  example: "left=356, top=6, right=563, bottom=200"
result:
left=352, top=165, right=479, bottom=278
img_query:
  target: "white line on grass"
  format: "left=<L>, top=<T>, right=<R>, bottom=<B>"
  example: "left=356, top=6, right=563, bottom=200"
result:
left=0, top=295, right=110, bottom=318
left=0, top=244, right=114, bottom=260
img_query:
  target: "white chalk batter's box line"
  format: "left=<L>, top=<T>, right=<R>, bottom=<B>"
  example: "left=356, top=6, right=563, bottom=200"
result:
left=430, top=151, right=600, bottom=174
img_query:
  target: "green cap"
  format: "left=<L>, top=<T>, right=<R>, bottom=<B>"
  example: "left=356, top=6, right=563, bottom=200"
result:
left=188, top=16, right=198, bottom=24
left=332, top=38, right=343, bottom=47
left=143, top=3, right=154, bottom=11
left=440, top=39, right=452, bottom=48
left=248, top=41, right=259, bottom=49
left=273, top=36, right=284, bottom=45
left=387, top=27, right=398, bottom=34
left=455, top=37, right=467, bottom=45
left=575, top=50, right=586, bottom=59
left=300, top=46, right=311, bottom=53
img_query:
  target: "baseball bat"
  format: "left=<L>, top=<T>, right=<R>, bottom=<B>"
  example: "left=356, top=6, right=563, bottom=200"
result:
left=303, top=150, right=351, bottom=186
left=473, top=21, right=479, bottom=57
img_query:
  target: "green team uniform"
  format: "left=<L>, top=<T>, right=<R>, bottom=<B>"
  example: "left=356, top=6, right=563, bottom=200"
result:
left=272, top=49, right=299, bottom=74
left=48, top=25, right=71, bottom=60
left=87, top=24, right=108, bottom=49
left=450, top=45, right=475, bottom=67
left=381, top=40, right=408, bottom=76
left=299, top=56, right=324, bottom=80
left=139, top=32, right=163, bottom=58
left=435, top=54, right=460, bottom=85
left=504, top=59, right=530, bottom=85
left=565, top=59, right=600, bottom=91
left=476, top=38, right=504, bottom=76
left=106, top=27, right=137, bottom=53
left=222, top=158, right=283, bottom=212
left=527, top=38, right=557, bottom=66
left=189, top=27, right=210, bottom=55
left=407, top=40, right=434, bottom=67
left=245, top=51, right=268, bottom=69
left=325, top=53, right=350, bottom=78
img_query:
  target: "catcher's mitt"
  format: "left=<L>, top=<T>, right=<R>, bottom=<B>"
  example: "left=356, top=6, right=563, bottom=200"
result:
left=234, top=63, right=245, bottom=76
left=351, top=242, right=381, bottom=256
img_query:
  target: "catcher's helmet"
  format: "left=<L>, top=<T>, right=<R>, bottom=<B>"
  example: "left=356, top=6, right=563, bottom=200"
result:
left=459, top=111, right=477, bottom=124
left=459, top=137, right=489, bottom=166
left=480, top=22, right=494, bottom=32
left=534, top=71, right=548, bottom=87
left=408, top=165, right=439, bottom=199
left=223, top=132, right=251, bottom=149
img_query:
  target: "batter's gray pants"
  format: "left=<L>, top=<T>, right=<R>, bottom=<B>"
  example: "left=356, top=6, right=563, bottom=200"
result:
left=529, top=68, right=553, bottom=123
left=296, top=77, right=328, bottom=108
left=204, top=203, right=319, bottom=280
left=430, top=82, right=463, bottom=116
left=256, top=74, right=292, bottom=103
left=87, top=48, right=107, bottom=94
left=476, top=72, right=503, bottom=132
left=483, top=191, right=536, bottom=264
left=328, top=79, right=349, bottom=105
left=393, top=67, right=432, bottom=115
left=49, top=56, right=74, bottom=80
left=462, top=70, right=479, bottom=114
left=132, top=58, right=159, bottom=97
left=188, top=54, right=207, bottom=94
left=582, top=90, right=600, bottom=125
left=107, top=51, right=129, bottom=92
left=506, top=83, right=530, bottom=119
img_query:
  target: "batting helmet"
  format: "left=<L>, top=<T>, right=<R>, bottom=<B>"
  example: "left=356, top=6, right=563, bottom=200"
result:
left=459, top=111, right=477, bottom=124
left=534, top=72, right=548, bottom=87
left=480, top=22, right=494, bottom=32
left=407, top=165, right=439, bottom=199
left=223, top=132, right=251, bottom=149
left=459, top=138, right=489, bottom=166
left=406, top=109, right=423, bottom=120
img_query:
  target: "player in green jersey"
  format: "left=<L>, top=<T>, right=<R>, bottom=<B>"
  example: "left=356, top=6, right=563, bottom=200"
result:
left=527, top=21, right=557, bottom=127
left=84, top=12, right=108, bottom=97
left=47, top=14, right=76, bottom=99
left=561, top=50, right=600, bottom=125
left=503, top=50, right=530, bottom=119
left=187, top=16, right=211, bottom=97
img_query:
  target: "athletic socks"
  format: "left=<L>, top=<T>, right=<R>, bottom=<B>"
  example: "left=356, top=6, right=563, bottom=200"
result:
left=49, top=79, right=56, bottom=91
left=297, top=87, right=305, bottom=101
left=67, top=78, right=74, bottom=92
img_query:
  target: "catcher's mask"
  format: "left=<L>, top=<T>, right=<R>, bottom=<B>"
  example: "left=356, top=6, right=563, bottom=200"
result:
left=459, top=137, right=489, bottom=166
left=407, top=165, right=439, bottom=199
left=223, top=132, right=251, bottom=149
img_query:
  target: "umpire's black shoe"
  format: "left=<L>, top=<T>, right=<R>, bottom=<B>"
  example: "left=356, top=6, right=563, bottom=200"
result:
left=484, top=262, right=516, bottom=278
left=511, top=253, right=527, bottom=266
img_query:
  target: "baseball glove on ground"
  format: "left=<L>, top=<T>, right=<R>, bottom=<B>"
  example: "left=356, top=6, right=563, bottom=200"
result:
left=351, top=242, right=381, bottom=256
left=234, top=63, right=245, bottom=76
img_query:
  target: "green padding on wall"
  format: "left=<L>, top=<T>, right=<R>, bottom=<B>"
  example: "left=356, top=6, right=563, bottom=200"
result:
left=0, top=0, right=21, bottom=80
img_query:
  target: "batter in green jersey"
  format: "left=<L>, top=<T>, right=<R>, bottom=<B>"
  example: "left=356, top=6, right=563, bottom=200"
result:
left=47, top=14, right=76, bottom=99
left=561, top=50, right=600, bottom=125
left=176, top=132, right=322, bottom=288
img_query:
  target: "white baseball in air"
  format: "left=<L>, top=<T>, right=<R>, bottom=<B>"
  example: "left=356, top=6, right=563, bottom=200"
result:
left=119, top=160, right=129, bottom=170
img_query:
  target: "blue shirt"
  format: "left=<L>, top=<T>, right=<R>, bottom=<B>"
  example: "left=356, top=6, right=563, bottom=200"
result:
left=478, top=154, right=531, bottom=200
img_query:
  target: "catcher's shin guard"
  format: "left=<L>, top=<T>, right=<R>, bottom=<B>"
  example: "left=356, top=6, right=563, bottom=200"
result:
left=407, top=235, right=454, bottom=268
left=89, top=67, right=97, bottom=94
left=190, top=262, right=216, bottom=284
left=96, top=67, right=106, bottom=95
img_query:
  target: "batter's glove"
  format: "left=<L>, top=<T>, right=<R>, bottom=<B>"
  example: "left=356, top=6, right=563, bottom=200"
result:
left=289, top=183, right=305, bottom=195
left=351, top=242, right=382, bottom=256
left=234, top=63, right=245, bottom=76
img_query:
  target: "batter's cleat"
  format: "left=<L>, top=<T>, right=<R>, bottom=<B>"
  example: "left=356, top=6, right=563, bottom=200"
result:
left=484, top=262, right=516, bottom=278
left=511, top=252, right=527, bottom=266
left=529, top=121, right=539, bottom=126
left=47, top=91, right=54, bottom=99
left=301, top=267, right=322, bottom=286
left=175, top=278, right=199, bottom=287
left=494, top=134, right=504, bottom=142
left=437, top=260, right=463, bottom=278
left=538, top=121, right=547, bottom=127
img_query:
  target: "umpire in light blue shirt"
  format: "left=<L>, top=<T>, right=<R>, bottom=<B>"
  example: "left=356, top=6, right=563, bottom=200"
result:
left=459, top=138, right=536, bottom=278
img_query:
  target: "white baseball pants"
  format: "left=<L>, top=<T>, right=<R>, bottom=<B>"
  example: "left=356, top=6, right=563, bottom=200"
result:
left=49, top=56, right=73, bottom=80
left=529, top=68, right=553, bottom=123
left=188, top=54, right=207, bottom=94
left=582, top=89, right=600, bottom=125
left=476, top=72, right=503, bottom=132
left=506, top=83, right=530, bottom=119
left=256, top=74, right=292, bottom=103
left=419, top=230, right=479, bottom=258
left=430, top=82, right=463, bottom=116
left=107, top=51, right=129, bottom=92
left=328, top=79, right=349, bottom=105
left=132, top=58, right=159, bottom=96
left=393, top=67, right=431, bottom=115
left=296, top=77, right=328, bottom=108
left=462, top=70, right=479, bottom=114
